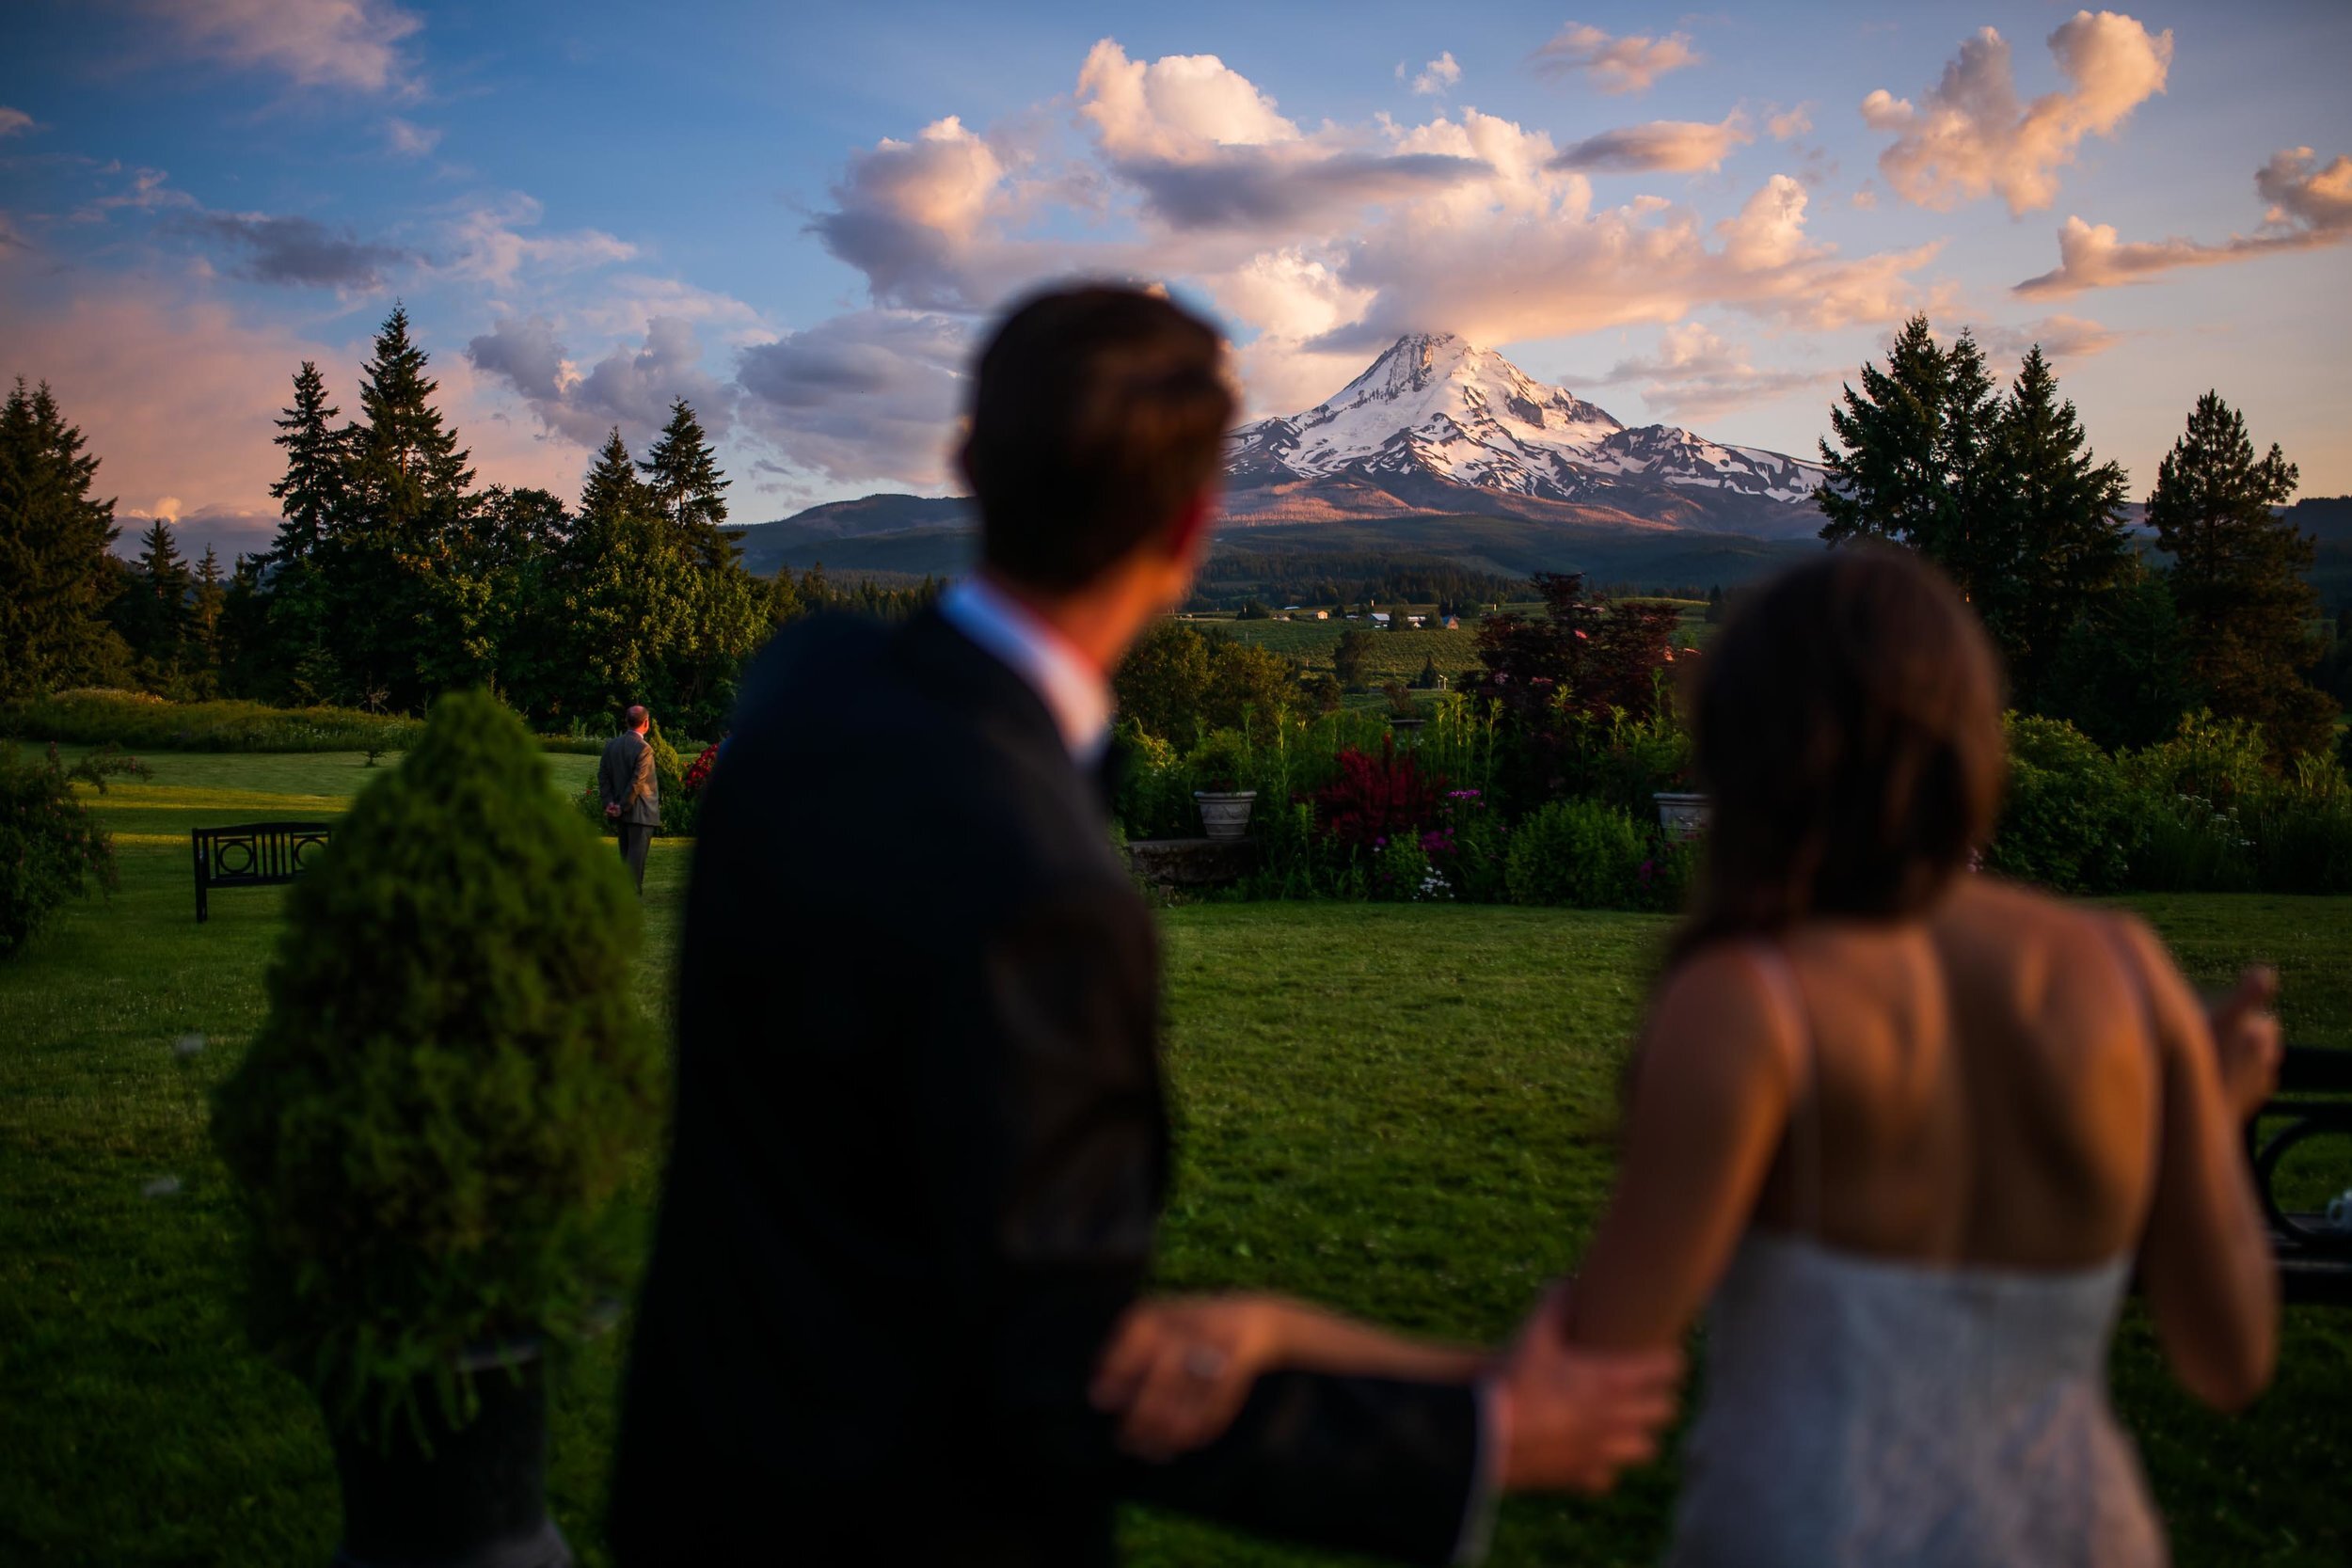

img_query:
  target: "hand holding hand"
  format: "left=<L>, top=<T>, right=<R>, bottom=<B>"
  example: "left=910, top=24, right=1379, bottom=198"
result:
left=2206, top=966, right=2282, bottom=1123
left=1491, top=1284, right=1681, bottom=1495
left=1089, top=1293, right=1290, bottom=1461
left=605, top=801, right=622, bottom=819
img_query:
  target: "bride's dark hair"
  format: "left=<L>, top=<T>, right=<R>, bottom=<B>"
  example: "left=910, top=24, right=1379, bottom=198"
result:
left=1673, top=547, right=2006, bottom=963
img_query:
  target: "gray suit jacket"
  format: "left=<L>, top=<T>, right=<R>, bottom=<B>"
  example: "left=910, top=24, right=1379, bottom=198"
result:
left=598, top=731, right=660, bottom=827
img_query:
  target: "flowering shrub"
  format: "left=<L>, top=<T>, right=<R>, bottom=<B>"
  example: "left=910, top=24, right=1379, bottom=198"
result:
left=683, top=741, right=720, bottom=795
left=1313, top=742, right=1445, bottom=848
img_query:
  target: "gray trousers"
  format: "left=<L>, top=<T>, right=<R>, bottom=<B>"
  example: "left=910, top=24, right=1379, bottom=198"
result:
left=618, top=822, right=653, bottom=894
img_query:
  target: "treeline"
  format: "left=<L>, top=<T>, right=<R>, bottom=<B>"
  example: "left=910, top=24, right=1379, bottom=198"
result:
left=1817, top=315, right=2339, bottom=762
left=1187, top=551, right=1523, bottom=613
left=2, top=308, right=932, bottom=738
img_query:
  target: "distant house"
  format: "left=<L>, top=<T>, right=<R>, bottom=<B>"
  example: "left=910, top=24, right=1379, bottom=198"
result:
left=1405, top=614, right=1425, bottom=628
left=1281, top=605, right=1303, bottom=612
left=1442, top=614, right=1461, bottom=630
left=1312, top=610, right=1330, bottom=620
left=1371, top=612, right=1391, bottom=626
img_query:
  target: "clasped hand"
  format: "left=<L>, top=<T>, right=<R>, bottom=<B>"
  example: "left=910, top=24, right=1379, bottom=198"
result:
left=1089, top=1286, right=1680, bottom=1496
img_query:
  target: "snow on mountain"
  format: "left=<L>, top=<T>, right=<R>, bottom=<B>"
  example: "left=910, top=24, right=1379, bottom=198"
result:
left=1227, top=333, right=1823, bottom=532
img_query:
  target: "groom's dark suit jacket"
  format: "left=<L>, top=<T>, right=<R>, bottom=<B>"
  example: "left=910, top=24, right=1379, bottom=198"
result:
left=610, top=610, right=1483, bottom=1566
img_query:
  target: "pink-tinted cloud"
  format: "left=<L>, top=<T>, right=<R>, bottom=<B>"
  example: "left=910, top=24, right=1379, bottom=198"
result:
left=135, top=0, right=425, bottom=96
left=1551, top=117, right=1752, bottom=174
left=1529, top=23, right=1700, bottom=95
left=1863, top=10, right=2172, bottom=215
left=1591, top=322, right=1836, bottom=421
left=2016, top=146, right=2350, bottom=295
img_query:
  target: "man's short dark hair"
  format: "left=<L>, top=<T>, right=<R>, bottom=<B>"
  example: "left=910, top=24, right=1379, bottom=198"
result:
left=624, top=705, right=648, bottom=730
left=963, top=286, right=1234, bottom=594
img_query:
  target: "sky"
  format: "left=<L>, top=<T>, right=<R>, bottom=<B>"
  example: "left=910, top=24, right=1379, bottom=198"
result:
left=2, top=0, right=2347, bottom=563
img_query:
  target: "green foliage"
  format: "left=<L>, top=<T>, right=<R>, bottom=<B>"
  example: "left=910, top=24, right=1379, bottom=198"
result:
left=1332, top=626, right=1375, bottom=689
left=1504, top=798, right=1650, bottom=909
left=0, top=742, right=146, bottom=957
left=2148, top=391, right=2333, bottom=763
left=1187, top=728, right=1253, bottom=794
left=2039, top=564, right=2195, bottom=751
left=638, top=399, right=733, bottom=569
left=1113, top=620, right=1215, bottom=749
left=3, top=690, right=437, bottom=752
left=1985, top=715, right=2142, bottom=894
left=0, top=378, right=134, bottom=693
left=210, top=692, right=660, bottom=1438
left=1814, top=315, right=1968, bottom=562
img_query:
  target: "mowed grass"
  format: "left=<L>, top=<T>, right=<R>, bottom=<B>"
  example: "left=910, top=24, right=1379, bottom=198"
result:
left=1, top=752, right=2347, bottom=1566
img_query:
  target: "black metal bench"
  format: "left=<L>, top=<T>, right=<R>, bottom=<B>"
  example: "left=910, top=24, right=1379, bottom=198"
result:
left=2250, top=1045, right=2352, bottom=1307
left=191, top=821, right=334, bottom=923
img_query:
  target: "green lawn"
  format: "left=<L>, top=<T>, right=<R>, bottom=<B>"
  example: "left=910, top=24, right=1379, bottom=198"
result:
left=2, top=753, right=2346, bottom=1566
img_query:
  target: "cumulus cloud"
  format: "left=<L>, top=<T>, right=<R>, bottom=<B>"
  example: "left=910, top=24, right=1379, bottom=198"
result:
left=1411, top=54, right=1461, bottom=97
left=1862, top=10, right=2172, bottom=216
left=1767, top=103, right=1814, bottom=142
left=0, top=106, right=38, bottom=137
left=2016, top=145, right=2349, bottom=294
left=1551, top=117, right=1752, bottom=174
left=1077, top=40, right=1299, bottom=158
left=735, top=310, right=969, bottom=486
left=1591, top=322, right=1834, bottom=421
left=1529, top=23, right=1700, bottom=95
left=785, top=40, right=1945, bottom=478
left=386, top=118, right=440, bottom=157
left=181, top=212, right=409, bottom=290
left=467, top=313, right=733, bottom=448
left=437, top=195, right=636, bottom=287
left=138, top=0, right=425, bottom=96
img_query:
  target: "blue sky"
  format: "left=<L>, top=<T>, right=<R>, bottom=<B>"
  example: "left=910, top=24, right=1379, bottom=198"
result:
left=2, top=1, right=2346, bottom=562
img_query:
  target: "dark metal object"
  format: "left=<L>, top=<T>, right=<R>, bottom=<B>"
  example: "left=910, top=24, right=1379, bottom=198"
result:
left=190, top=821, right=333, bottom=923
left=328, top=1346, right=570, bottom=1568
left=2249, top=1046, right=2352, bottom=1307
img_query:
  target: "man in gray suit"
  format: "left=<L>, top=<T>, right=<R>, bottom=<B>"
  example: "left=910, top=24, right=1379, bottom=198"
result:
left=599, top=705, right=660, bottom=894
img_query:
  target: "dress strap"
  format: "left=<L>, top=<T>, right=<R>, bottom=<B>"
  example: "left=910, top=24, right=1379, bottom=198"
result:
left=1745, top=942, right=1824, bottom=1238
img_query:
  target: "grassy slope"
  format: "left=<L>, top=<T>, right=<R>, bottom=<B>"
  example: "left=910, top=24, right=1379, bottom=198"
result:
left=1, top=756, right=2345, bottom=1566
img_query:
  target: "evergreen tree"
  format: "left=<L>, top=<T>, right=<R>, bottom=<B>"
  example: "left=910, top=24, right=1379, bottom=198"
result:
left=2146, top=392, right=2333, bottom=761
left=326, top=306, right=480, bottom=709
left=580, top=428, right=653, bottom=521
left=1983, top=346, right=2132, bottom=707
left=1815, top=315, right=1950, bottom=553
left=120, top=518, right=195, bottom=685
left=194, top=544, right=226, bottom=654
left=2040, top=563, right=2193, bottom=751
left=1930, top=330, right=2004, bottom=600
left=638, top=399, right=734, bottom=567
left=0, top=379, right=132, bottom=690
left=267, top=360, right=345, bottom=564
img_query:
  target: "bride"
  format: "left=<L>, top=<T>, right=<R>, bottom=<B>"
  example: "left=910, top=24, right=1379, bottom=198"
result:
left=1095, top=548, right=2280, bottom=1565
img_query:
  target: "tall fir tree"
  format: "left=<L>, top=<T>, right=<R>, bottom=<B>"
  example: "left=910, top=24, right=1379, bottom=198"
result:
left=345, top=303, right=473, bottom=533
left=122, top=517, right=196, bottom=684
left=580, top=428, right=653, bottom=521
left=0, top=378, right=132, bottom=690
left=1815, top=315, right=1950, bottom=554
left=1983, top=346, right=2132, bottom=707
left=2146, top=391, right=2333, bottom=762
left=638, top=398, right=734, bottom=567
left=192, top=544, right=227, bottom=688
left=268, top=360, right=346, bottom=563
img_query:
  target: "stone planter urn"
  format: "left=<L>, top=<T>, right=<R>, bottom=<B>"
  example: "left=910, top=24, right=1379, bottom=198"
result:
left=1653, top=791, right=1710, bottom=843
left=1194, top=790, right=1258, bottom=842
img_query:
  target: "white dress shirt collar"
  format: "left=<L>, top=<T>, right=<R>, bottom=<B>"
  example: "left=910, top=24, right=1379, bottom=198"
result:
left=938, top=578, right=1114, bottom=767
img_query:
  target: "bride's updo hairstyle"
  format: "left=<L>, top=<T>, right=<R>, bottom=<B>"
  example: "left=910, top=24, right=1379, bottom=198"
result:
left=1675, top=547, right=2005, bottom=959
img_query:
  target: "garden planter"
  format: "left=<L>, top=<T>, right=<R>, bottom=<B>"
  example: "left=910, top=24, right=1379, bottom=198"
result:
left=1653, top=791, right=1710, bottom=844
left=328, top=1343, right=569, bottom=1568
left=1194, top=790, right=1258, bottom=842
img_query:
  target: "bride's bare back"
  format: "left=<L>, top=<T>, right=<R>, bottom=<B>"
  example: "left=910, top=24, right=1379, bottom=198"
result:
left=1567, top=874, right=2276, bottom=1411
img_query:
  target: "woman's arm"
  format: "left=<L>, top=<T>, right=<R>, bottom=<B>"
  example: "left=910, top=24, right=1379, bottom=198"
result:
left=2118, top=917, right=2280, bottom=1410
left=1560, top=946, right=1800, bottom=1350
left=1090, top=1293, right=1486, bottom=1460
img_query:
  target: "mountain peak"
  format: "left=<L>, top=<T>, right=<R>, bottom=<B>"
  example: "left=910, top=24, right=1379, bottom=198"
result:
left=1226, top=333, right=1825, bottom=530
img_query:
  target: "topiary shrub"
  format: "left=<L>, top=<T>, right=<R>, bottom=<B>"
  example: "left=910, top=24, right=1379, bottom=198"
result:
left=1504, top=797, right=1649, bottom=909
left=212, top=690, right=660, bottom=1440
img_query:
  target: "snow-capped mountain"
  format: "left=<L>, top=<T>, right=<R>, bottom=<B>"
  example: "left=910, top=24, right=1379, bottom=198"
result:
left=1225, top=333, right=1824, bottom=538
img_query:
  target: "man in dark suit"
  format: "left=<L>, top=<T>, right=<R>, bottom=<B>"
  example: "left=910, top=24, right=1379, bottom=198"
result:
left=610, top=288, right=1677, bottom=1565
left=597, top=705, right=659, bottom=894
